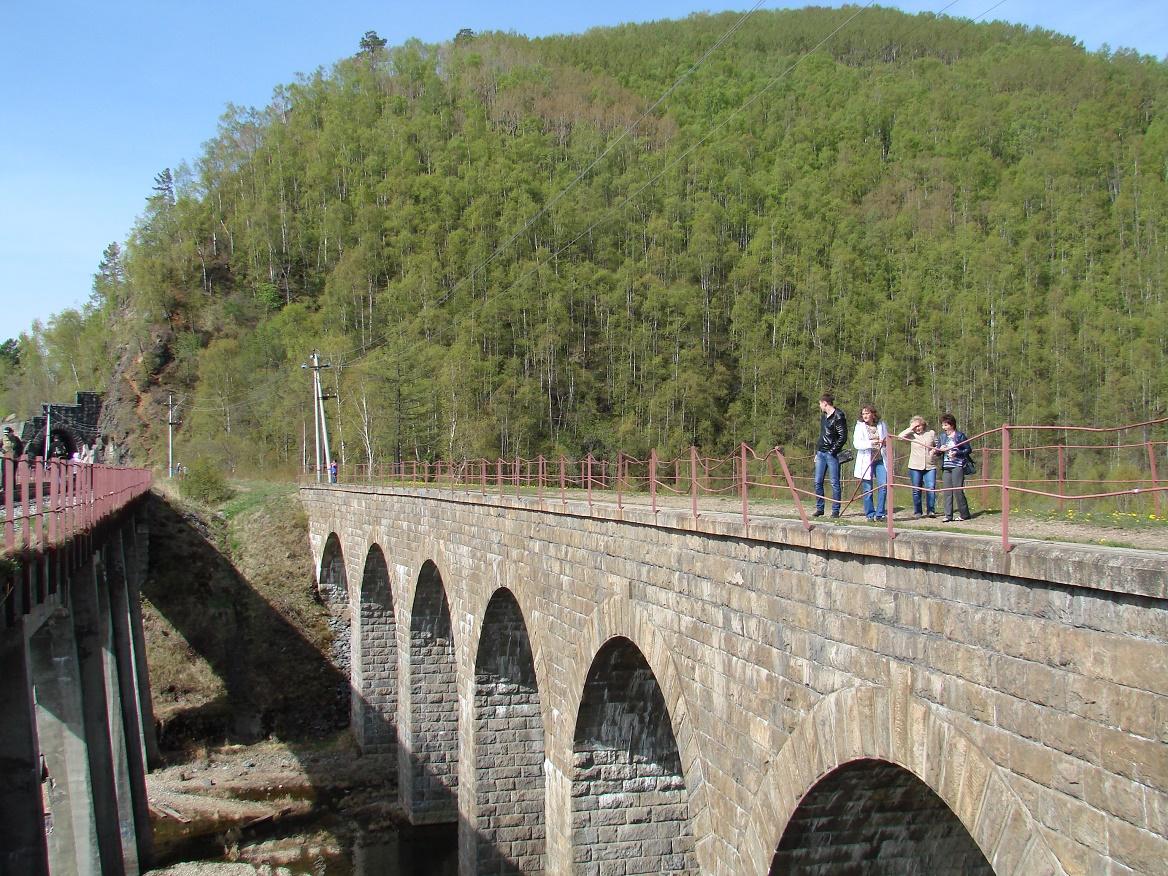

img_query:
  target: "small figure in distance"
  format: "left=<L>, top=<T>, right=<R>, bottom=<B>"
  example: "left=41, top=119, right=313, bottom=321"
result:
left=853, top=404, right=888, bottom=521
left=2, top=425, right=25, bottom=458
left=812, top=392, right=847, bottom=518
left=934, top=413, right=972, bottom=522
left=329, top=459, right=339, bottom=484
left=898, top=415, right=938, bottom=518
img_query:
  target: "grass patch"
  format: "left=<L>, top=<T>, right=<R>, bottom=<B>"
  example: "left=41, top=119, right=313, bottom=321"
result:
left=221, top=479, right=298, bottom=521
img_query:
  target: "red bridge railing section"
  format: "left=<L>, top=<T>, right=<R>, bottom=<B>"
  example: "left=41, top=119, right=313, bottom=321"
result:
left=304, top=419, right=1167, bottom=553
left=1, top=457, right=153, bottom=558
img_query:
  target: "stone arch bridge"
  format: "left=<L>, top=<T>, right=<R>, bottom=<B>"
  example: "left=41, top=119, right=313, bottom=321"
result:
left=301, top=484, right=1168, bottom=876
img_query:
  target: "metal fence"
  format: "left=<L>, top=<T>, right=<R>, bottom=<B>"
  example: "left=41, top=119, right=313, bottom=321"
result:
left=2, top=456, right=153, bottom=557
left=303, top=418, right=1167, bottom=553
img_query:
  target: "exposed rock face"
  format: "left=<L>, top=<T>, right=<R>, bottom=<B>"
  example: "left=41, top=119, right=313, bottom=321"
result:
left=97, top=326, right=174, bottom=465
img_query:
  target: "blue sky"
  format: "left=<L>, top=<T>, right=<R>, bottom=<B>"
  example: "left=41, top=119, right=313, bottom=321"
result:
left=2, top=1, right=1165, bottom=341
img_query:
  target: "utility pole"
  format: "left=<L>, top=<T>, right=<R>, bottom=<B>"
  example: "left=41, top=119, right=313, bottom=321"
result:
left=167, top=392, right=181, bottom=477
left=302, top=352, right=334, bottom=483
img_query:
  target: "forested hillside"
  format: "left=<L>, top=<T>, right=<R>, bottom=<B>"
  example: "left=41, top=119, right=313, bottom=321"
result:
left=3, top=7, right=1166, bottom=471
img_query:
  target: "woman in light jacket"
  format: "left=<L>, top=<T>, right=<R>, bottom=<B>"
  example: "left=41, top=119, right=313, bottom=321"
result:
left=853, top=405, right=888, bottom=521
left=897, top=415, right=938, bottom=518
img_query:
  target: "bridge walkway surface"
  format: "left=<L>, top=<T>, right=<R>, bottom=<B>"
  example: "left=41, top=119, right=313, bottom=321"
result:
left=302, top=482, right=1168, bottom=876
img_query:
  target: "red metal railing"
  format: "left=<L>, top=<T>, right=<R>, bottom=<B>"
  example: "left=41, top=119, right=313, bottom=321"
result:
left=2, top=456, right=153, bottom=558
left=303, top=418, right=1167, bottom=553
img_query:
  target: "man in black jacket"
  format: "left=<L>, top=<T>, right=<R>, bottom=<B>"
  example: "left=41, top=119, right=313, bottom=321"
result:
left=813, top=393, right=847, bottom=517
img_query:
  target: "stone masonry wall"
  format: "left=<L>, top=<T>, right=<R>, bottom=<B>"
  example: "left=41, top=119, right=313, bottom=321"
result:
left=473, top=591, right=546, bottom=874
left=355, top=546, right=396, bottom=754
left=302, top=486, right=1168, bottom=876
left=572, top=638, right=697, bottom=876
left=405, top=562, right=459, bottom=823
left=770, top=759, right=994, bottom=874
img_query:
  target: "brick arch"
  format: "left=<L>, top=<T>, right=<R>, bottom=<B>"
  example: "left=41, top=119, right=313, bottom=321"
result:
left=735, top=683, right=1067, bottom=876
left=402, top=559, right=459, bottom=824
left=563, top=596, right=712, bottom=870
left=353, top=544, right=396, bottom=753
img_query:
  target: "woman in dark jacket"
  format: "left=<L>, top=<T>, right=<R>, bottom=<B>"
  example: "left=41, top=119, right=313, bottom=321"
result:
left=933, top=413, right=972, bottom=522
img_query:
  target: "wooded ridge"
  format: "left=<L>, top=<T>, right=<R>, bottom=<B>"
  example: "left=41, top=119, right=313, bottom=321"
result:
left=3, top=7, right=1165, bottom=471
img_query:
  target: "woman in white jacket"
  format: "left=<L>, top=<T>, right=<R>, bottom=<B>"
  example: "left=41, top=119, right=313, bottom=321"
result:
left=853, top=405, right=888, bottom=520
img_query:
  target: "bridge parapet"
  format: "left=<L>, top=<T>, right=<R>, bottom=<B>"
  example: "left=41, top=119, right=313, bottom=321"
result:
left=303, top=483, right=1168, bottom=876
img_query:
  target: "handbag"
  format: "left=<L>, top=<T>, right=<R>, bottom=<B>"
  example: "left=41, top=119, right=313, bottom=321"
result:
left=963, top=456, right=977, bottom=476
left=836, top=449, right=855, bottom=465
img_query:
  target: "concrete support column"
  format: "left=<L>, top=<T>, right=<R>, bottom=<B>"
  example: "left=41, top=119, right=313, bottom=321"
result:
left=71, top=555, right=134, bottom=876
left=126, top=517, right=161, bottom=770
left=30, top=612, right=101, bottom=876
left=107, top=530, right=154, bottom=869
left=0, top=626, right=50, bottom=876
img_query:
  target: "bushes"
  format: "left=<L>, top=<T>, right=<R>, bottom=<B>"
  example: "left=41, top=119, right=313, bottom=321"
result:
left=179, top=458, right=236, bottom=505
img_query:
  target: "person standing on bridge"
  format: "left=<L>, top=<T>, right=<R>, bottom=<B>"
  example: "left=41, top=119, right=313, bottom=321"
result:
left=853, top=404, right=888, bottom=521
left=898, top=416, right=938, bottom=518
left=329, top=459, right=339, bottom=483
left=813, top=392, right=847, bottom=518
left=934, top=413, right=972, bottom=522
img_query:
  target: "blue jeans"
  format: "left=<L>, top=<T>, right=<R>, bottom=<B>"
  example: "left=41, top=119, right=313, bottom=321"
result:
left=909, top=468, right=937, bottom=515
left=814, top=450, right=841, bottom=514
left=862, top=461, right=887, bottom=518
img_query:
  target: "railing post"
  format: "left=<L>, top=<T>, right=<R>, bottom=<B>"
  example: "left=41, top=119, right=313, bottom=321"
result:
left=497, top=459, right=503, bottom=499
left=1148, top=442, right=1161, bottom=519
left=884, top=435, right=895, bottom=539
left=775, top=446, right=811, bottom=531
left=650, top=449, right=658, bottom=515
left=515, top=456, right=521, bottom=499
left=617, top=452, right=623, bottom=510
left=560, top=456, right=566, bottom=505
left=691, top=446, right=699, bottom=519
left=982, top=446, right=989, bottom=510
left=47, top=458, right=57, bottom=546
left=740, top=443, right=748, bottom=525
left=538, top=456, right=545, bottom=501
left=1001, top=425, right=1012, bottom=552
left=32, top=458, right=42, bottom=551
left=586, top=454, right=593, bottom=507
left=1058, top=444, right=1065, bottom=514
left=3, top=456, right=13, bottom=552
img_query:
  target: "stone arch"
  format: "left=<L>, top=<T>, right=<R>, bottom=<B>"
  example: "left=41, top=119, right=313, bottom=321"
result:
left=318, top=532, right=348, bottom=607
left=317, top=532, right=351, bottom=713
left=571, top=636, right=699, bottom=876
left=770, top=759, right=993, bottom=874
left=353, top=544, right=396, bottom=753
left=563, top=596, right=709, bottom=863
left=736, top=683, right=1066, bottom=876
left=472, top=588, right=546, bottom=875
left=402, top=560, right=458, bottom=824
